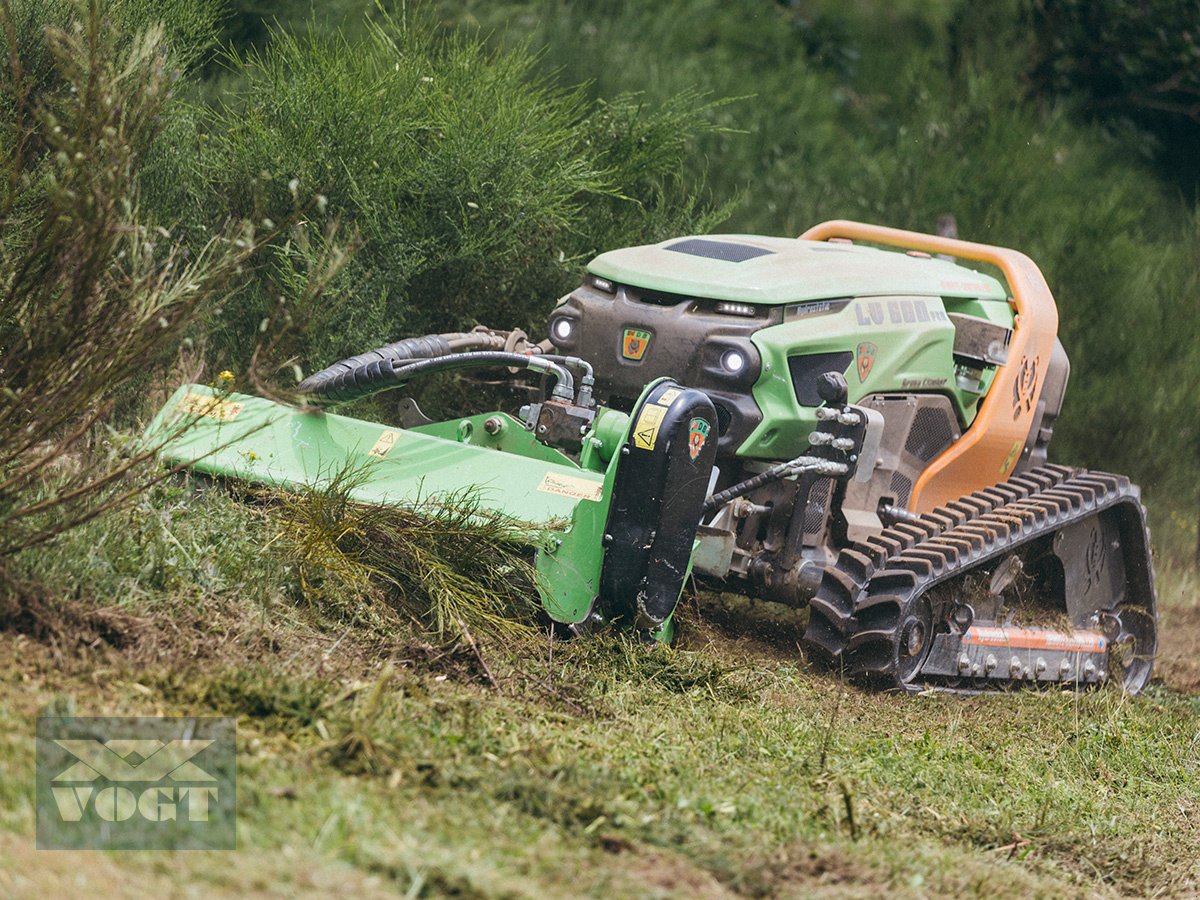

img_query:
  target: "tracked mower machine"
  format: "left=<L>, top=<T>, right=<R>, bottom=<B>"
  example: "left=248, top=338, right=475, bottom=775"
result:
left=146, top=221, right=1157, bottom=693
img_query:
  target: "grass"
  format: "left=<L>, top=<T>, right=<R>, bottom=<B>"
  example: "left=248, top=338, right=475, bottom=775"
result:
left=0, top=479, right=1197, bottom=897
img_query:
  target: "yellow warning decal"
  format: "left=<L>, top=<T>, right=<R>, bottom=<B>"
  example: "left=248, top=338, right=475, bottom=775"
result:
left=537, top=471, right=604, bottom=502
left=178, top=392, right=244, bottom=422
left=632, top=403, right=667, bottom=451
left=657, top=387, right=682, bottom=406
left=368, top=430, right=400, bottom=457
left=999, top=438, right=1022, bottom=475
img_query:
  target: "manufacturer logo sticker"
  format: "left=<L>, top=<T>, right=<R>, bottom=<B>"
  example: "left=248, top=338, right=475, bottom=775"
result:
left=622, top=328, right=652, bottom=361
left=856, top=341, right=877, bottom=382
left=688, top=418, right=711, bottom=460
left=36, top=716, right=236, bottom=850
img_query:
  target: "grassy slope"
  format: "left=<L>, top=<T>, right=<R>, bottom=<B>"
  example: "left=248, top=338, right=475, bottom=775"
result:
left=0, top=488, right=1196, bottom=898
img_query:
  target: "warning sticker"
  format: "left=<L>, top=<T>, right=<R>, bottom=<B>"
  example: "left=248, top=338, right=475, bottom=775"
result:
left=657, top=387, right=682, bottom=406
left=632, top=403, right=667, bottom=451
left=537, top=471, right=604, bottom=502
left=999, top=439, right=1023, bottom=475
left=368, top=430, right=400, bottom=457
left=963, top=626, right=1106, bottom=653
left=178, top=392, right=244, bottom=422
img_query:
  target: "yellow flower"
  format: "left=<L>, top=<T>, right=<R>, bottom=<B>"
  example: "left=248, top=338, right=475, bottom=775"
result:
left=218, top=370, right=235, bottom=382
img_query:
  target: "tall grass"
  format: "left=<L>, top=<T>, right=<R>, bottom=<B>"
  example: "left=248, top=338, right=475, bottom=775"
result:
left=275, top=470, right=542, bottom=640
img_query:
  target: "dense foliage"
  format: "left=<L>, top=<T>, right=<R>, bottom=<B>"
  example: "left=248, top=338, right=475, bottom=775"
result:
left=1028, top=0, right=1200, bottom=192
left=441, top=0, right=1200, bottom=533
left=153, top=8, right=723, bottom=374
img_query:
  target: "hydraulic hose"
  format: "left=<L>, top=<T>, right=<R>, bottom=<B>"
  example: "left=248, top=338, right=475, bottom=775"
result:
left=703, top=456, right=849, bottom=513
left=301, top=350, right=576, bottom=406
left=297, top=331, right=508, bottom=398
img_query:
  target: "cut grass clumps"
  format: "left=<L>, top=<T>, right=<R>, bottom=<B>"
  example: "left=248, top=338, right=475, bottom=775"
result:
left=274, top=470, right=542, bottom=642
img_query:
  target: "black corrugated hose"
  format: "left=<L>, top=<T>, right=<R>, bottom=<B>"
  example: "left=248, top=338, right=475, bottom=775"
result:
left=297, top=334, right=575, bottom=406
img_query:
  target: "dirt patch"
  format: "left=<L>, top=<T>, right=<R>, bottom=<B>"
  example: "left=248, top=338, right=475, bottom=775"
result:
left=678, top=589, right=808, bottom=667
left=735, top=843, right=890, bottom=899
left=0, top=570, right=508, bottom=691
left=0, top=581, right=148, bottom=654
left=0, top=830, right=394, bottom=898
left=1154, top=601, right=1200, bottom=693
left=594, top=834, right=737, bottom=899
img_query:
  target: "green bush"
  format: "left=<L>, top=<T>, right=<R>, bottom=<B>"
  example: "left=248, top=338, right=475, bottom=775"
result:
left=178, top=12, right=721, bottom=373
left=1027, top=0, right=1200, bottom=192
left=0, top=1, right=350, bottom=566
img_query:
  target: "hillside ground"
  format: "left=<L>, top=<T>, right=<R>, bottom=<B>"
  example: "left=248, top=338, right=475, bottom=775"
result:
left=0, top=483, right=1195, bottom=898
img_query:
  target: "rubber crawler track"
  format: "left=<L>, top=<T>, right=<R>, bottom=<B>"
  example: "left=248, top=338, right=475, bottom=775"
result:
left=802, top=465, right=1158, bottom=693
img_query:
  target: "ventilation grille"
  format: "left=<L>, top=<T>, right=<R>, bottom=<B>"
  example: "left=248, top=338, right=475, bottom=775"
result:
left=665, top=238, right=774, bottom=263
left=890, top=472, right=914, bottom=506
left=905, top=406, right=957, bottom=462
left=804, top=478, right=833, bottom=535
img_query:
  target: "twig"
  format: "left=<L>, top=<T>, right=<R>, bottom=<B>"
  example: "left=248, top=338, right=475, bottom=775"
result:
left=992, top=831, right=1031, bottom=859
left=457, top=618, right=499, bottom=691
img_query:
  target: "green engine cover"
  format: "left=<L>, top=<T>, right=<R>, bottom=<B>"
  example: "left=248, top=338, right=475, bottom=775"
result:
left=553, top=234, right=1016, bottom=463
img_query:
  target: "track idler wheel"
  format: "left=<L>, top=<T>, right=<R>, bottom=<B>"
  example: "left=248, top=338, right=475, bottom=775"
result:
left=895, top=597, right=934, bottom=684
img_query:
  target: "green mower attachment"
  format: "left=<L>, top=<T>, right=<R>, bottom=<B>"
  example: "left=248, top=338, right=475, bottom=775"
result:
left=145, top=376, right=722, bottom=641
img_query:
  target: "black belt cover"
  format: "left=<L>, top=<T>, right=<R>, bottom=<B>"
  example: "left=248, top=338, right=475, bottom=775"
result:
left=599, top=380, right=719, bottom=628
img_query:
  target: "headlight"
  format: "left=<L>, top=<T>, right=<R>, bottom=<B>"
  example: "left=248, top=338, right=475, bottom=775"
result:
left=551, top=317, right=575, bottom=341
left=715, top=301, right=756, bottom=317
left=721, top=349, right=747, bottom=374
left=589, top=275, right=615, bottom=293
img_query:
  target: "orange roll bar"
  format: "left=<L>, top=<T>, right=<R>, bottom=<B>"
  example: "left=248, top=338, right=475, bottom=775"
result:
left=799, top=220, right=1060, bottom=512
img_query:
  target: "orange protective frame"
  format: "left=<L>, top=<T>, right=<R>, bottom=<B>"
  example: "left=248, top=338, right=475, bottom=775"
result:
left=799, top=220, right=1060, bottom=513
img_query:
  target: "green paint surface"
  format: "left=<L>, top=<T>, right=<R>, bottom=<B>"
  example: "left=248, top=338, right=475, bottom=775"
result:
left=588, top=235, right=1007, bottom=305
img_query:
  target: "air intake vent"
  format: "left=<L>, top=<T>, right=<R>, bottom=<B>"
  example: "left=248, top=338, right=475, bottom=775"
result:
left=905, top=406, right=957, bottom=461
left=804, top=478, right=833, bottom=536
left=665, top=239, right=774, bottom=263
left=840, top=394, right=962, bottom=535
left=890, top=472, right=914, bottom=506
